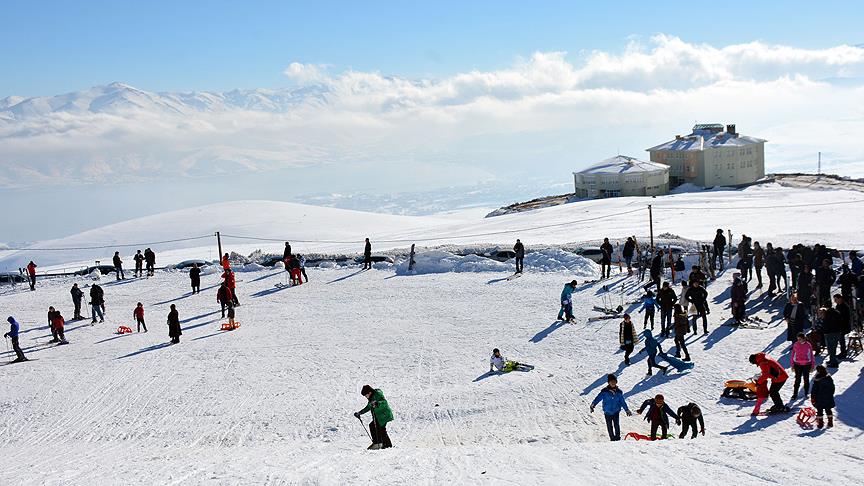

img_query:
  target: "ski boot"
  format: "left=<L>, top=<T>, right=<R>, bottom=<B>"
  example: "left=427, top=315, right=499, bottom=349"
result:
left=827, top=416, right=834, bottom=428
left=816, top=416, right=824, bottom=429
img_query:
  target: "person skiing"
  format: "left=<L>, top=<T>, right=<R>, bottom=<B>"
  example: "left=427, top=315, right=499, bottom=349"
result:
left=638, top=290, right=660, bottom=331
left=489, top=348, right=532, bottom=372
left=4, top=316, right=28, bottom=362
left=167, top=304, right=181, bottom=344
left=353, top=385, right=394, bottom=450
left=589, top=374, right=632, bottom=441
left=637, top=394, right=679, bottom=440
left=712, top=229, right=726, bottom=271
left=70, top=283, right=84, bottom=320
left=623, top=237, right=636, bottom=276
left=217, top=282, right=233, bottom=318
left=619, top=314, right=637, bottom=366
left=672, top=304, right=691, bottom=362
left=89, top=283, right=105, bottom=323
left=47, top=306, right=67, bottom=343
left=810, top=365, right=835, bottom=429
left=749, top=352, right=788, bottom=413
left=189, top=263, right=201, bottom=294
left=600, top=238, right=614, bottom=279
left=112, top=251, right=125, bottom=280
left=783, top=293, right=809, bottom=342
left=640, top=330, right=668, bottom=376
left=363, top=238, right=373, bottom=270
left=220, top=253, right=231, bottom=270
left=26, top=261, right=37, bottom=291
left=144, top=248, right=156, bottom=276
left=753, top=241, right=765, bottom=288
left=134, top=302, right=147, bottom=333
left=513, top=239, right=525, bottom=274
left=685, top=280, right=709, bottom=335
left=731, top=274, right=748, bottom=324
left=133, top=250, right=145, bottom=278
left=558, top=280, right=577, bottom=322
left=676, top=403, right=705, bottom=439
left=790, top=332, right=814, bottom=399
left=657, top=282, right=677, bottom=337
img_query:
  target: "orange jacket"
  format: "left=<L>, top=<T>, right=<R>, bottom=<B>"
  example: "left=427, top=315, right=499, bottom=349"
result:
left=754, top=353, right=788, bottom=385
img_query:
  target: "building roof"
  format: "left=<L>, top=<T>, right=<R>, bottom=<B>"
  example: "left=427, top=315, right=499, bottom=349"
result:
left=646, top=127, right=766, bottom=152
left=575, top=155, right=669, bottom=175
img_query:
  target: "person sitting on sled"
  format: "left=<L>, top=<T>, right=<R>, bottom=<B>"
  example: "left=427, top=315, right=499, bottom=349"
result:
left=636, top=394, right=679, bottom=440
left=489, top=348, right=533, bottom=372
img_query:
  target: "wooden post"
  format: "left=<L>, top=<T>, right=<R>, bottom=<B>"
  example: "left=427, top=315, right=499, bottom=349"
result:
left=216, top=232, right=223, bottom=261
left=648, top=205, right=654, bottom=252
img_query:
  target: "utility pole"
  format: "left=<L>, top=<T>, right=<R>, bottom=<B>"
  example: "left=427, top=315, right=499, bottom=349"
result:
left=817, top=151, right=821, bottom=176
left=215, top=231, right=223, bottom=261
left=648, top=204, right=654, bottom=251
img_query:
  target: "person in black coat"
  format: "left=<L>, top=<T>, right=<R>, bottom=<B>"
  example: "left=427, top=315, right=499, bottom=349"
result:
left=189, top=263, right=201, bottom=294
left=623, top=237, right=636, bottom=276
left=686, top=281, right=709, bottom=334
left=144, top=248, right=156, bottom=276
left=797, top=265, right=814, bottom=307
left=731, top=275, right=747, bottom=324
left=783, top=293, right=809, bottom=341
left=70, top=283, right=84, bottom=319
left=810, top=365, right=835, bottom=429
left=712, top=229, right=726, bottom=270
left=513, top=239, right=525, bottom=274
left=833, top=294, right=851, bottom=359
left=637, top=394, right=679, bottom=440
left=815, top=259, right=836, bottom=307
left=89, top=283, right=105, bottom=323
left=600, top=238, right=614, bottom=279
left=363, top=238, right=372, bottom=270
left=656, top=282, right=677, bottom=337
left=676, top=403, right=705, bottom=439
left=819, top=306, right=843, bottom=368
left=167, top=304, right=181, bottom=344
left=112, top=251, right=125, bottom=280
left=133, top=250, right=145, bottom=277
left=649, top=251, right=663, bottom=291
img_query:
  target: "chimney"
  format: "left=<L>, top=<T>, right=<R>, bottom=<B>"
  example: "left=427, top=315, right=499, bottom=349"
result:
left=726, top=124, right=736, bottom=135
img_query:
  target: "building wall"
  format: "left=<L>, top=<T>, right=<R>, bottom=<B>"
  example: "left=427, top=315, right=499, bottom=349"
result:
left=651, top=142, right=764, bottom=188
left=573, top=169, right=670, bottom=198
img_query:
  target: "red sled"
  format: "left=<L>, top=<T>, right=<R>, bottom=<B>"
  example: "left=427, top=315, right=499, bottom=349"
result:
left=220, top=322, right=241, bottom=331
left=117, top=326, right=133, bottom=334
left=624, top=432, right=674, bottom=441
left=796, top=407, right=818, bottom=427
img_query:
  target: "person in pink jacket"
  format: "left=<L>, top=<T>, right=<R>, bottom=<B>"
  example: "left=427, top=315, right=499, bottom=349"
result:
left=790, top=332, right=815, bottom=399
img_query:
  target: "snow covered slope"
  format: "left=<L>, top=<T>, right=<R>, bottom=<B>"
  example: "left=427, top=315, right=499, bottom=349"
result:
left=2, top=183, right=863, bottom=272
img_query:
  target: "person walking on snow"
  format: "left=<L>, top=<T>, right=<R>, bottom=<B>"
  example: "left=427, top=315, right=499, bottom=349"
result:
left=89, top=283, right=105, bottom=323
left=4, top=317, right=28, bottom=362
left=810, top=365, right=835, bottom=429
left=685, top=280, right=709, bottom=335
left=749, top=352, right=788, bottom=413
left=753, top=241, right=765, bottom=288
left=640, top=329, right=668, bottom=376
left=590, top=374, right=632, bottom=441
left=558, top=280, right=577, bottom=322
left=363, top=238, right=373, bottom=270
left=619, top=314, right=637, bottom=366
left=731, top=274, right=748, bottom=324
left=133, top=302, right=147, bottom=333
left=133, top=250, right=144, bottom=278
left=144, top=248, right=156, bottom=276
left=623, top=237, right=636, bottom=276
left=489, top=348, right=532, bottom=372
left=26, top=261, right=37, bottom=291
left=638, top=290, right=660, bottom=330
left=112, top=251, right=125, bottom=280
left=790, top=332, right=814, bottom=399
left=513, top=239, right=525, bottom=274
left=657, top=282, right=677, bottom=337
left=676, top=403, right=705, bottom=439
left=354, top=385, right=394, bottom=450
left=712, top=229, right=726, bottom=271
left=189, top=263, right=201, bottom=294
left=672, top=304, right=691, bottom=362
left=600, top=238, right=614, bottom=279
left=70, top=283, right=84, bottom=320
left=47, top=306, right=67, bottom=343
left=167, top=304, right=181, bottom=344
left=637, top=394, right=679, bottom=440
left=217, top=282, right=233, bottom=318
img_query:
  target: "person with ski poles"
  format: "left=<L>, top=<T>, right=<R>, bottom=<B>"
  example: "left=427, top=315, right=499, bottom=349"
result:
left=619, top=314, right=637, bottom=366
left=636, top=394, right=679, bottom=440
left=353, top=385, right=394, bottom=449
left=558, top=280, right=577, bottom=322
left=676, top=403, right=705, bottom=439
left=590, top=374, right=632, bottom=441
left=637, top=290, right=660, bottom=331
left=4, top=316, right=28, bottom=362
left=749, top=352, right=788, bottom=413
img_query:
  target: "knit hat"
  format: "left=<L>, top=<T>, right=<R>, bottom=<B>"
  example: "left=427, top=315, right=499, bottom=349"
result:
left=748, top=354, right=758, bottom=364
left=360, top=385, right=374, bottom=396
left=655, top=394, right=664, bottom=401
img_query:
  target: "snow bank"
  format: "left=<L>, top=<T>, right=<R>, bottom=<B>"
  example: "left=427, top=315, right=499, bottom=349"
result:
left=235, top=263, right=266, bottom=272
left=396, top=249, right=600, bottom=277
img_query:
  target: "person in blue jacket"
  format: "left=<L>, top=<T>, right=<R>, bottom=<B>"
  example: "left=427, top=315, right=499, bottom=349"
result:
left=637, top=394, right=680, bottom=440
left=640, top=329, right=668, bottom=376
left=4, top=316, right=28, bottom=362
left=557, top=280, right=577, bottom=322
left=590, top=374, right=632, bottom=441
left=637, top=290, right=661, bottom=331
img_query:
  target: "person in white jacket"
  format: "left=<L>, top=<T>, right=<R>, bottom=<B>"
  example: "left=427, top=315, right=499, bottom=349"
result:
left=490, top=348, right=533, bottom=373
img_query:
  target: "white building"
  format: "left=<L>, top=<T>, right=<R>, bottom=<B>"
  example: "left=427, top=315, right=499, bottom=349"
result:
left=573, top=155, right=670, bottom=198
left=647, top=123, right=766, bottom=188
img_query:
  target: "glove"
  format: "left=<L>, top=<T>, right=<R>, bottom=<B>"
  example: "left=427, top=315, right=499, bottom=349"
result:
left=589, top=406, right=595, bottom=413
left=353, top=412, right=361, bottom=419
left=626, top=411, right=632, bottom=417
left=700, top=429, right=705, bottom=436
left=676, top=419, right=681, bottom=425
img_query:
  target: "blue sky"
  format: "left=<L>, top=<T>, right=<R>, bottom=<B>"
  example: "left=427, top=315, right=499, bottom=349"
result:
left=2, top=0, right=862, bottom=97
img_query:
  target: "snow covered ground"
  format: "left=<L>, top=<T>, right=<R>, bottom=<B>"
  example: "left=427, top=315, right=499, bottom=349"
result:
left=1, top=183, right=863, bottom=484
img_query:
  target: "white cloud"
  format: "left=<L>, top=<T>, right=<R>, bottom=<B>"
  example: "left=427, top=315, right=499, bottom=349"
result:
left=283, top=62, right=331, bottom=84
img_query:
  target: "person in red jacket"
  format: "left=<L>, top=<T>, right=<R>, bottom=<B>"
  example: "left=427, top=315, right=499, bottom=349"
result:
left=217, top=282, right=234, bottom=318
left=47, top=306, right=67, bottom=343
left=26, top=261, right=37, bottom=290
left=133, top=302, right=147, bottom=332
left=220, top=253, right=231, bottom=270
left=749, top=352, right=789, bottom=413
left=222, top=268, right=239, bottom=306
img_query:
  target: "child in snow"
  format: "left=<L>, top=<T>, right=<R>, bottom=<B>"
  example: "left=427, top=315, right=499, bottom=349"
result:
left=227, top=301, right=236, bottom=328
left=810, top=365, right=835, bottom=429
left=489, top=348, right=532, bottom=372
left=354, top=385, right=394, bottom=449
left=640, top=330, right=668, bottom=376
left=638, top=290, right=660, bottom=330
left=752, top=381, right=770, bottom=415
left=590, top=374, right=632, bottom=441
left=619, top=314, right=637, bottom=366
left=637, top=394, right=679, bottom=440
left=47, top=307, right=67, bottom=344
left=133, top=302, right=147, bottom=333
left=749, top=353, right=789, bottom=413
left=558, top=280, right=577, bottom=322
left=790, top=332, right=814, bottom=399
left=676, top=403, right=705, bottom=439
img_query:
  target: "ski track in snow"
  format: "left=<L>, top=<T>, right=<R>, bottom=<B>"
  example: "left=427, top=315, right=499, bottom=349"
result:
left=0, top=200, right=863, bottom=482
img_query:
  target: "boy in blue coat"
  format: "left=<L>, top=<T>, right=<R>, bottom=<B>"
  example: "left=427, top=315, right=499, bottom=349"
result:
left=4, top=316, right=28, bottom=362
left=640, top=330, right=668, bottom=376
left=590, top=374, right=632, bottom=441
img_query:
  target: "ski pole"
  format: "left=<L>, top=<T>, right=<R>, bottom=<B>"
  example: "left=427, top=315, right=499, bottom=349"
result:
left=357, top=414, right=373, bottom=441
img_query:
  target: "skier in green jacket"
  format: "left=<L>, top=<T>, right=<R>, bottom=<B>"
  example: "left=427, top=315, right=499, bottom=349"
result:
left=354, top=385, right=394, bottom=449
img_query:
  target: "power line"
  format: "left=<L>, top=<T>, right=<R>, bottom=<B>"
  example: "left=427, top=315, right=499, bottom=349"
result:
left=1, top=234, right=214, bottom=252
left=653, top=199, right=864, bottom=211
